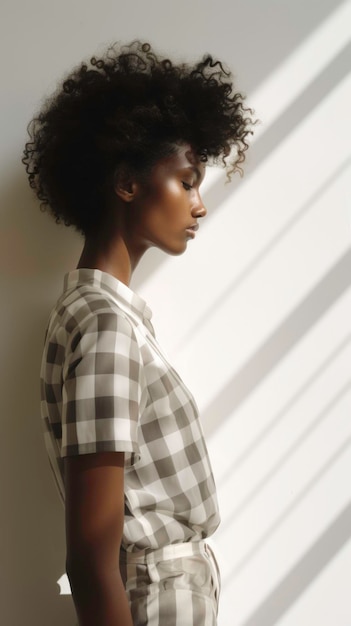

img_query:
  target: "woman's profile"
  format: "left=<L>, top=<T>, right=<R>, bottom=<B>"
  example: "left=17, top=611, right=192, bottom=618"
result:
left=23, top=40, right=254, bottom=626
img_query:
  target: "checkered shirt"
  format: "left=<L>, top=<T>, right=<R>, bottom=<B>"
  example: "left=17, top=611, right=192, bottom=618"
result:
left=40, top=268, right=220, bottom=551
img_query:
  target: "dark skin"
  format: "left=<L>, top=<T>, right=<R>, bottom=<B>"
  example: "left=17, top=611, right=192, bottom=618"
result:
left=65, top=143, right=207, bottom=626
left=65, top=452, right=132, bottom=626
left=77, top=143, right=207, bottom=284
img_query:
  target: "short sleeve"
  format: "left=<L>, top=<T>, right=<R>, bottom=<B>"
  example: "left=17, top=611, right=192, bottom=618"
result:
left=61, top=309, right=145, bottom=466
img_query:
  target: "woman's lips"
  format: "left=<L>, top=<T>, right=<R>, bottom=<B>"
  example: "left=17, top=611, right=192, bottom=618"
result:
left=185, top=224, right=199, bottom=238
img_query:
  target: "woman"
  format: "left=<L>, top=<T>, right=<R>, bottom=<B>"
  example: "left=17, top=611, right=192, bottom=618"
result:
left=23, top=40, right=254, bottom=626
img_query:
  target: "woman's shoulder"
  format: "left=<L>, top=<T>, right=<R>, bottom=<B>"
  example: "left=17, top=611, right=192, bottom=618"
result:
left=48, top=284, right=135, bottom=342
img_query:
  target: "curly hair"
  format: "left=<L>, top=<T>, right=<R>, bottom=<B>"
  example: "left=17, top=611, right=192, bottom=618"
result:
left=22, top=40, right=255, bottom=236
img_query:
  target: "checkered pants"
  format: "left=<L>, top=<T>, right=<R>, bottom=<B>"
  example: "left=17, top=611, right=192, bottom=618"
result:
left=120, top=541, right=221, bottom=626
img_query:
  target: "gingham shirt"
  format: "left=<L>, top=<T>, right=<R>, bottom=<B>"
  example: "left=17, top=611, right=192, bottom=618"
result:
left=40, top=268, right=220, bottom=551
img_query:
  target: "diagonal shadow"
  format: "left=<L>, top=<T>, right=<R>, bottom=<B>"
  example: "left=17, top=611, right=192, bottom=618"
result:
left=231, top=0, right=348, bottom=95
left=217, top=332, right=351, bottom=488
left=222, top=432, right=351, bottom=586
left=240, top=498, right=351, bottom=626
left=219, top=380, right=351, bottom=534
left=176, top=156, right=351, bottom=354
left=202, top=247, right=351, bottom=435
left=202, top=41, right=351, bottom=212
left=132, top=42, right=351, bottom=291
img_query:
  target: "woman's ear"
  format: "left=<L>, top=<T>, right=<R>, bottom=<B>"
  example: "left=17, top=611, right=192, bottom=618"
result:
left=113, top=167, right=139, bottom=202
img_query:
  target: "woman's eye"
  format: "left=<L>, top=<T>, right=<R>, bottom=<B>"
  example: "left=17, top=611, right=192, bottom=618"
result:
left=182, top=181, right=193, bottom=191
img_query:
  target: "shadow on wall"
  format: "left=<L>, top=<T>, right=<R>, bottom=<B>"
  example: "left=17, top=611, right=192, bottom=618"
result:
left=0, top=170, right=79, bottom=625
left=242, top=499, right=351, bottom=626
left=219, top=391, right=351, bottom=583
left=201, top=246, right=351, bottom=436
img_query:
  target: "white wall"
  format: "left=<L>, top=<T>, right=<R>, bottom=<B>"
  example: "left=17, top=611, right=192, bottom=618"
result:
left=1, top=1, right=350, bottom=624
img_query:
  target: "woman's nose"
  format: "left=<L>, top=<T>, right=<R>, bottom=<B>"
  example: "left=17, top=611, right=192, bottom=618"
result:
left=191, top=193, right=207, bottom=218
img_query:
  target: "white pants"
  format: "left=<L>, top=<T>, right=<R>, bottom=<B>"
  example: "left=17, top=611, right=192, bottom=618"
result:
left=120, top=541, right=221, bottom=626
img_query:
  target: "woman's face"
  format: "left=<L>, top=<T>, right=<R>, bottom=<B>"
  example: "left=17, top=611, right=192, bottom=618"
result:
left=128, top=143, right=207, bottom=256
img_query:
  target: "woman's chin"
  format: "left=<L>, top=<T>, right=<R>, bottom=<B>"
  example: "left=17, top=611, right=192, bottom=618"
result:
left=156, top=239, right=188, bottom=256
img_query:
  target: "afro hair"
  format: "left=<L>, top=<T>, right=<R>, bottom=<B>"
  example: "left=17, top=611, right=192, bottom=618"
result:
left=23, top=40, right=255, bottom=236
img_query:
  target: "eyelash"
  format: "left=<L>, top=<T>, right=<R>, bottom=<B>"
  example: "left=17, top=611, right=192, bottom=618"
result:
left=182, top=181, right=193, bottom=191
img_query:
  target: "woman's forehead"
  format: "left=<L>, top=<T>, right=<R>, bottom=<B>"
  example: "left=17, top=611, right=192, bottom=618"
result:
left=155, top=143, right=206, bottom=177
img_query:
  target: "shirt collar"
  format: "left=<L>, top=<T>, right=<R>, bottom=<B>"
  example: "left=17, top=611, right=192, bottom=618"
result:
left=63, top=268, right=153, bottom=325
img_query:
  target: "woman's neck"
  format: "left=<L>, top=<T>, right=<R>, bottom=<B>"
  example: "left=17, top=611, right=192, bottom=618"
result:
left=76, top=232, right=134, bottom=286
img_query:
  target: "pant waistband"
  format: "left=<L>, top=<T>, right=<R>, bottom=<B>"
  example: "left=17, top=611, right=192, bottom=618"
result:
left=120, top=540, right=214, bottom=564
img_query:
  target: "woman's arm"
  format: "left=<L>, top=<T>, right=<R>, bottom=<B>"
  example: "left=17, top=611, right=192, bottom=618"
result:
left=64, top=451, right=133, bottom=626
